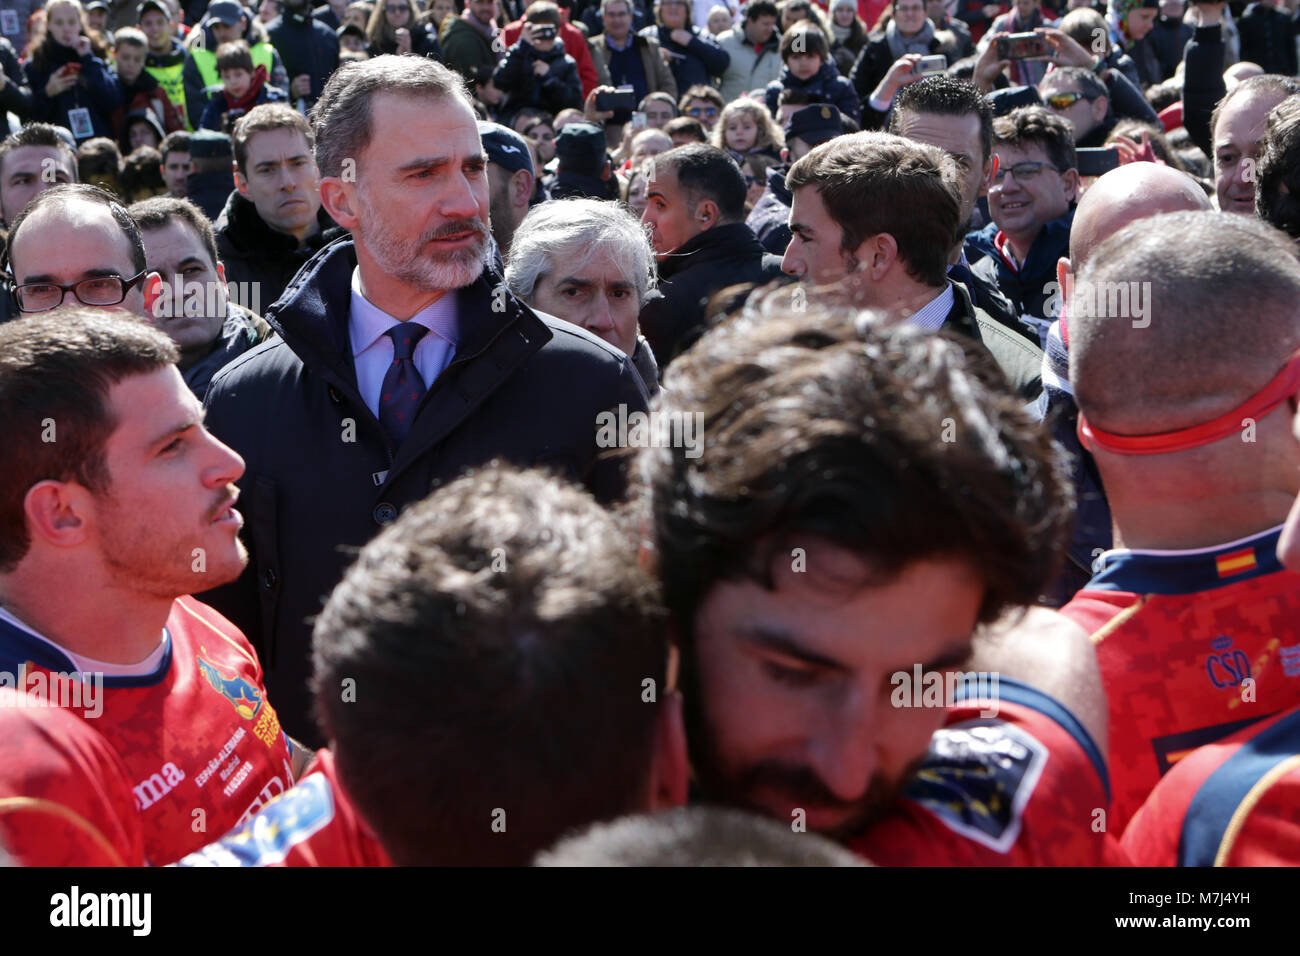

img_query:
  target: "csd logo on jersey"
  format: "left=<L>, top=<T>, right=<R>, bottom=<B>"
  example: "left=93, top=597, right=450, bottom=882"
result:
left=197, top=649, right=263, bottom=720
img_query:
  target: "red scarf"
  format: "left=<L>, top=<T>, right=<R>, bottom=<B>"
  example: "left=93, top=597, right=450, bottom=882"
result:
left=223, top=64, right=269, bottom=114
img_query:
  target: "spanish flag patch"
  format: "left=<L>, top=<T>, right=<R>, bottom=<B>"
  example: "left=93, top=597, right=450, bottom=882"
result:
left=1216, top=547, right=1258, bottom=578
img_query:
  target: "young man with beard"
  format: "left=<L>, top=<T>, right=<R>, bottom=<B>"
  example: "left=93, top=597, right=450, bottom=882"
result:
left=0, top=310, right=303, bottom=865
left=638, top=296, right=1119, bottom=864
left=199, top=56, right=649, bottom=746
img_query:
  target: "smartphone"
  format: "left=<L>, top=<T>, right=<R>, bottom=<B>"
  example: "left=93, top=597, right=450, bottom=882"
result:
left=913, top=54, right=947, bottom=76
left=63, top=62, right=82, bottom=75
left=595, top=88, right=637, bottom=112
left=996, top=32, right=1050, bottom=61
left=1076, top=147, right=1121, bottom=177
left=630, top=110, right=647, bottom=131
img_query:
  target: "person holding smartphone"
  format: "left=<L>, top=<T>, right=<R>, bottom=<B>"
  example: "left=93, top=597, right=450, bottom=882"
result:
left=24, top=0, right=121, bottom=143
left=493, top=2, right=583, bottom=119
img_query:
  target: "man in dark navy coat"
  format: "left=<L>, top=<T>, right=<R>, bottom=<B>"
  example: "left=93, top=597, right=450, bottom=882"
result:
left=200, top=56, right=648, bottom=745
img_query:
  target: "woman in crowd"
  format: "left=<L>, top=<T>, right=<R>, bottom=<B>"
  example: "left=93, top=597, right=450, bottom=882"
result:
left=25, top=0, right=120, bottom=142
left=366, top=0, right=442, bottom=56
left=641, top=0, right=730, bottom=92
left=829, top=0, right=869, bottom=74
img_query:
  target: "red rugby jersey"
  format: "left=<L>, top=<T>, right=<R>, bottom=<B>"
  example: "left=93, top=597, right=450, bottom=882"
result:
left=0, top=596, right=293, bottom=865
left=1122, top=704, right=1300, bottom=866
left=1061, top=526, right=1300, bottom=835
left=851, top=677, right=1126, bottom=865
left=176, top=749, right=392, bottom=867
left=0, top=688, right=145, bottom=867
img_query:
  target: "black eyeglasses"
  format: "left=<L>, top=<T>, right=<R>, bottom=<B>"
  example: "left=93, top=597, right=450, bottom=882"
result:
left=990, top=160, right=1059, bottom=187
left=13, top=271, right=148, bottom=313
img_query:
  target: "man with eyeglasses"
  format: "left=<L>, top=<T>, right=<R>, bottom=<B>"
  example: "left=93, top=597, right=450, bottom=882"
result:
left=1039, top=66, right=1115, bottom=148
left=965, top=105, right=1077, bottom=343
left=6, top=183, right=162, bottom=320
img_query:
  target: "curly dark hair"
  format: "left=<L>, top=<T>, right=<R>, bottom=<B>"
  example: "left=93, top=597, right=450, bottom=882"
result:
left=313, top=463, right=669, bottom=866
left=640, top=291, right=1074, bottom=656
left=1258, top=93, right=1300, bottom=240
left=993, top=104, right=1077, bottom=174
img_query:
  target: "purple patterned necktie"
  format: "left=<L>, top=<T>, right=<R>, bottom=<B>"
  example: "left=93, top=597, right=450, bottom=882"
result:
left=378, top=322, right=429, bottom=444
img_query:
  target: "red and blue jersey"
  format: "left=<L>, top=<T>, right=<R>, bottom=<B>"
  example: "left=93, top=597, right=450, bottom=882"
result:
left=176, top=749, right=392, bottom=867
left=1122, top=704, right=1300, bottom=866
left=0, top=596, right=293, bottom=865
left=0, top=688, right=145, bottom=867
left=1062, top=526, right=1300, bottom=835
left=851, top=677, right=1126, bottom=865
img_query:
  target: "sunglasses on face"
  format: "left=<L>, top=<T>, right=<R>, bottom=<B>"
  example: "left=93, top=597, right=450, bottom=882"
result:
left=1045, top=91, right=1090, bottom=110
left=688, top=106, right=719, bottom=118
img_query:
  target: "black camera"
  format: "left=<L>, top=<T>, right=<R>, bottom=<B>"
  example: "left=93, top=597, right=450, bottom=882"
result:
left=530, top=24, right=558, bottom=40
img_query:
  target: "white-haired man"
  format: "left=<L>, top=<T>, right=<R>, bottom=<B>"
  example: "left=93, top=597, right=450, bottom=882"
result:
left=505, top=197, right=661, bottom=394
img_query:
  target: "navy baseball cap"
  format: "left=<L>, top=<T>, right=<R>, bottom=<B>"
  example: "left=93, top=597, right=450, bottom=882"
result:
left=478, top=121, right=534, bottom=176
left=785, top=104, right=842, bottom=147
left=205, top=0, right=247, bottom=24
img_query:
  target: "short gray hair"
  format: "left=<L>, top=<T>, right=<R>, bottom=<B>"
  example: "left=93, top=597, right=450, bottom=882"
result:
left=600, top=0, right=632, bottom=14
left=504, top=199, right=657, bottom=306
left=311, top=54, right=473, bottom=179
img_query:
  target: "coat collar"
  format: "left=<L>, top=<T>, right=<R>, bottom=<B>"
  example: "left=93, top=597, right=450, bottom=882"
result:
left=265, top=238, right=550, bottom=400
left=657, top=221, right=763, bottom=279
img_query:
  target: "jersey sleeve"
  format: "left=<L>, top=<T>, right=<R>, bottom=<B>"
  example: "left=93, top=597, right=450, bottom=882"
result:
left=0, top=692, right=145, bottom=867
left=1123, top=706, right=1300, bottom=866
left=852, top=677, right=1125, bottom=865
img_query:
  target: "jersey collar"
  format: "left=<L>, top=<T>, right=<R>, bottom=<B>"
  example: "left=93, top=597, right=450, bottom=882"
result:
left=1086, top=526, right=1287, bottom=595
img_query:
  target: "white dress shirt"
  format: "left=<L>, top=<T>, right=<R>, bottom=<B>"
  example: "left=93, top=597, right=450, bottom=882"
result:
left=348, top=267, right=459, bottom=419
left=904, top=281, right=954, bottom=333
